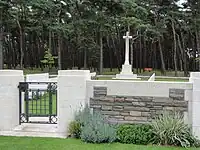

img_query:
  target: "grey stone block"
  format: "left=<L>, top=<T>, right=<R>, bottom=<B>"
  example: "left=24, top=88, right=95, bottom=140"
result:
left=101, top=111, right=120, bottom=116
left=90, top=105, right=101, bottom=109
left=114, top=102, right=133, bottom=106
left=94, top=91, right=107, bottom=97
left=115, top=97, right=125, bottom=102
left=169, top=89, right=184, bottom=100
left=102, top=106, right=112, bottom=111
left=125, top=98, right=139, bottom=102
left=141, top=112, right=151, bottom=117
left=109, top=116, right=124, bottom=119
left=125, top=116, right=148, bottom=121
left=124, top=106, right=150, bottom=112
left=120, top=112, right=130, bottom=116
left=153, top=97, right=173, bottom=103
left=94, top=87, right=107, bottom=91
left=132, top=101, right=146, bottom=107
left=130, top=111, right=142, bottom=116
left=139, top=97, right=153, bottom=102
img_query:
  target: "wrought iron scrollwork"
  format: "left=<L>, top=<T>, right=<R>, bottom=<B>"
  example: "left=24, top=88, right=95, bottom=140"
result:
left=20, top=113, right=27, bottom=123
left=50, top=115, right=58, bottom=124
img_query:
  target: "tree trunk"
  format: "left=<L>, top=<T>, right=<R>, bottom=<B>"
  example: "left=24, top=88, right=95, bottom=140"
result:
left=0, top=29, right=3, bottom=69
left=158, top=38, right=166, bottom=74
left=131, top=41, right=134, bottom=67
left=58, top=34, right=62, bottom=70
left=177, top=34, right=184, bottom=72
left=172, top=20, right=178, bottom=76
left=106, top=36, right=113, bottom=71
left=180, top=32, right=188, bottom=76
left=49, top=31, right=52, bottom=53
left=17, top=20, right=24, bottom=69
left=112, top=36, right=120, bottom=71
left=139, top=33, right=142, bottom=73
left=195, top=30, right=200, bottom=71
left=84, top=49, right=87, bottom=69
left=99, top=31, right=103, bottom=74
left=143, top=38, right=147, bottom=68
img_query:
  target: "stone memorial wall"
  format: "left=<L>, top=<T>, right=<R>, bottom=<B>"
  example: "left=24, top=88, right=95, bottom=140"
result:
left=90, top=86, right=188, bottom=124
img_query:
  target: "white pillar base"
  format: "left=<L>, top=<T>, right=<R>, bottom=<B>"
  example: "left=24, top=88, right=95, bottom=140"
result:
left=115, top=64, right=140, bottom=80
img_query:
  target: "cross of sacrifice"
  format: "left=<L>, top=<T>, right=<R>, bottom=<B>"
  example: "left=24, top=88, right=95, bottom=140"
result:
left=123, top=32, right=133, bottom=65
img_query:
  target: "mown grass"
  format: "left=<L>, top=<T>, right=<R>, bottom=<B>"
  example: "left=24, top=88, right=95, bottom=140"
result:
left=0, top=137, right=198, bottom=150
left=96, top=77, right=189, bottom=82
left=25, top=93, right=57, bottom=116
left=102, top=68, right=186, bottom=77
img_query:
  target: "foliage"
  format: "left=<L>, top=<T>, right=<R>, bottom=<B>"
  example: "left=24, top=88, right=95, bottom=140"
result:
left=74, top=105, right=117, bottom=143
left=40, top=47, right=58, bottom=68
left=2, top=0, right=200, bottom=75
left=116, top=124, right=153, bottom=145
left=151, top=112, right=200, bottom=148
left=68, top=121, right=81, bottom=139
left=80, top=111, right=117, bottom=143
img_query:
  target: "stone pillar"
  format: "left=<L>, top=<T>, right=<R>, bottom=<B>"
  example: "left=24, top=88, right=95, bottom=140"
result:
left=57, top=70, right=91, bottom=136
left=190, top=72, right=200, bottom=139
left=0, top=70, right=24, bottom=131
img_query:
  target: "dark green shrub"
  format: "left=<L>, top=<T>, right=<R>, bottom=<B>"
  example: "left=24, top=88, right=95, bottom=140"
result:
left=80, top=110, right=117, bottom=143
left=68, top=121, right=81, bottom=138
left=151, top=111, right=200, bottom=148
left=116, top=124, right=153, bottom=145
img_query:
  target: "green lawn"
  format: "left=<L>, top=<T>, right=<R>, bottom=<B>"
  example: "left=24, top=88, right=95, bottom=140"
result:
left=96, top=77, right=188, bottom=82
left=102, top=68, right=186, bottom=77
left=0, top=136, right=198, bottom=150
left=25, top=93, right=57, bottom=116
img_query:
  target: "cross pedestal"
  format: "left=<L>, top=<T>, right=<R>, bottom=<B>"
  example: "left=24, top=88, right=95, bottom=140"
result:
left=115, top=32, right=140, bottom=80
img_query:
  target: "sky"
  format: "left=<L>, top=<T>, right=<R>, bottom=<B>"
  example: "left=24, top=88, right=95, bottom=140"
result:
left=177, top=0, right=187, bottom=6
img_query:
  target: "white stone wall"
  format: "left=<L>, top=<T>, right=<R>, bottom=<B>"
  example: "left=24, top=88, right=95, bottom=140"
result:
left=0, top=69, right=199, bottom=140
left=86, top=80, right=192, bottom=128
left=57, top=70, right=91, bottom=136
left=86, top=80, right=192, bottom=98
left=190, top=72, right=200, bottom=139
left=0, top=70, right=24, bottom=131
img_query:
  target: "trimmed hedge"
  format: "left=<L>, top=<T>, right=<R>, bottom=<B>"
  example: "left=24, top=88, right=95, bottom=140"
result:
left=116, top=124, right=153, bottom=145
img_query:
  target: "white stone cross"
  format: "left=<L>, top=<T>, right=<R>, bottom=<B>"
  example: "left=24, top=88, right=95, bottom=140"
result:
left=123, top=31, right=132, bottom=65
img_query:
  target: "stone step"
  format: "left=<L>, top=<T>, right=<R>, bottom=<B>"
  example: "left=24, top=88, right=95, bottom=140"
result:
left=0, top=124, right=66, bottom=138
left=0, top=130, right=66, bottom=138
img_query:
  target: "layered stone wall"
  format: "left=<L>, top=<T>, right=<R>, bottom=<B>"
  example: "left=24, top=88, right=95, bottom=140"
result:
left=90, top=87, right=188, bottom=124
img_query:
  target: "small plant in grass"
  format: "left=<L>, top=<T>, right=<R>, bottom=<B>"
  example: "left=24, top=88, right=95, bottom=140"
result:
left=151, top=111, right=200, bottom=148
left=68, top=121, right=81, bottom=138
left=116, top=124, right=153, bottom=145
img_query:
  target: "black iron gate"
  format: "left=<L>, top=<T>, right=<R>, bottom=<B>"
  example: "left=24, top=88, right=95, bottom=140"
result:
left=18, top=82, right=57, bottom=124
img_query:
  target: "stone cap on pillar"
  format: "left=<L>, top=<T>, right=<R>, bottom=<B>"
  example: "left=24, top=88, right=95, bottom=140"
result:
left=190, top=72, right=200, bottom=79
left=0, top=70, right=23, bottom=76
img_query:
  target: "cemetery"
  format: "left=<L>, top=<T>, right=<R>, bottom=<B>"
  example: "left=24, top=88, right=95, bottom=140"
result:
left=1, top=0, right=200, bottom=149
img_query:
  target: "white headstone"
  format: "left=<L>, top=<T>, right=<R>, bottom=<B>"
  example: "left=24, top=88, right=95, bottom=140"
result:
left=148, top=73, right=155, bottom=81
left=26, top=73, right=49, bottom=99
